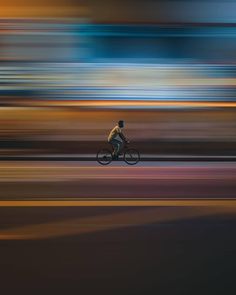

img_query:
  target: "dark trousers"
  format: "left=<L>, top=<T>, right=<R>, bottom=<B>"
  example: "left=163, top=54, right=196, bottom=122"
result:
left=109, top=139, right=123, bottom=156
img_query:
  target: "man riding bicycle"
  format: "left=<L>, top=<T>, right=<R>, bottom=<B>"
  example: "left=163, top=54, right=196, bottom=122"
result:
left=108, top=120, right=129, bottom=160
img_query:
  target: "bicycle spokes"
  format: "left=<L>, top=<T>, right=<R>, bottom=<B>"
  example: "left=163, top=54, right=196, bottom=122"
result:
left=97, top=149, right=113, bottom=165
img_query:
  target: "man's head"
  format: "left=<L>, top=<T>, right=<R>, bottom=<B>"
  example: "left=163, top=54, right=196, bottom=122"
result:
left=118, top=120, right=124, bottom=128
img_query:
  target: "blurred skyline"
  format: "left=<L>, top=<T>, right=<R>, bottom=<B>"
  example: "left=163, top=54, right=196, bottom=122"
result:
left=1, top=0, right=236, bottom=24
left=0, top=0, right=236, bottom=157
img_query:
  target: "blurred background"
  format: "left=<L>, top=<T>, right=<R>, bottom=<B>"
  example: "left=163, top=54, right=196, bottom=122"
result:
left=1, top=0, right=236, bottom=157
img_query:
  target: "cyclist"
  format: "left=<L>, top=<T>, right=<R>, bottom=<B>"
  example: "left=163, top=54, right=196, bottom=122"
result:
left=108, top=120, right=129, bottom=160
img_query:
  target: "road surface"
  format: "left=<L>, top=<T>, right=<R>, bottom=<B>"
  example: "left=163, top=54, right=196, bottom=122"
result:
left=1, top=161, right=236, bottom=294
left=0, top=161, right=235, bottom=200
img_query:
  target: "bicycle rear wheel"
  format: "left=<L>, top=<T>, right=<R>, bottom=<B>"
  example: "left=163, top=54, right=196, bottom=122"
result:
left=124, top=149, right=140, bottom=165
left=97, top=149, right=113, bottom=165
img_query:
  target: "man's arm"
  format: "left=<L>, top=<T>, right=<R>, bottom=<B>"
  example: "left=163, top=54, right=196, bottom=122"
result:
left=119, top=131, right=128, bottom=143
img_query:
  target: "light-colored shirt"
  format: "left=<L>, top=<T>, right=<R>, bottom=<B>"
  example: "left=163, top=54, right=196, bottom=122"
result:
left=108, top=125, right=122, bottom=142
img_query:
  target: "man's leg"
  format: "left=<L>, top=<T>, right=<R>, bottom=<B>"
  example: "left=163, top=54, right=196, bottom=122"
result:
left=110, top=139, right=121, bottom=158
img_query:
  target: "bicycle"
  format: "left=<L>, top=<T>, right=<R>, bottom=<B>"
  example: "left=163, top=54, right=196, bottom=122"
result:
left=96, top=142, right=140, bottom=165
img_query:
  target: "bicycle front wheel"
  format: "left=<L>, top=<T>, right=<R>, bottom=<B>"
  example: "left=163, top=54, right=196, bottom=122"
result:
left=124, top=149, right=140, bottom=165
left=97, top=149, right=113, bottom=165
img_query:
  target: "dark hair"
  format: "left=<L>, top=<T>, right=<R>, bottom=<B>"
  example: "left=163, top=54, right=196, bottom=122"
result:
left=118, top=120, right=124, bottom=127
